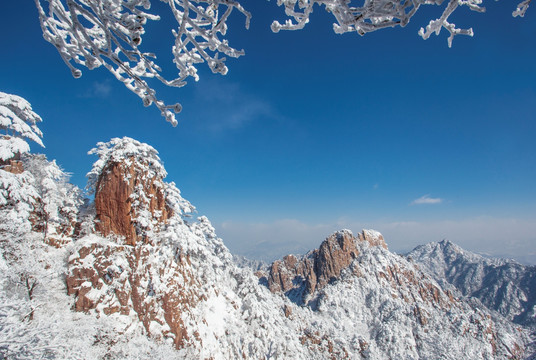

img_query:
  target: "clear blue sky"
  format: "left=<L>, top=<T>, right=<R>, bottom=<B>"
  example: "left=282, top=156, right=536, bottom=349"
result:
left=1, top=1, right=535, bottom=263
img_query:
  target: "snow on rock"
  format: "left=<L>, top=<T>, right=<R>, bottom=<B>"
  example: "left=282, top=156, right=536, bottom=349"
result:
left=266, top=229, right=531, bottom=359
left=266, top=229, right=386, bottom=302
left=66, top=232, right=202, bottom=348
left=408, top=239, right=536, bottom=328
left=87, top=137, right=191, bottom=245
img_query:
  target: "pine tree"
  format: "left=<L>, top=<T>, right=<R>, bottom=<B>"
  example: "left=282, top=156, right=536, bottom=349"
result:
left=0, top=91, right=44, bottom=165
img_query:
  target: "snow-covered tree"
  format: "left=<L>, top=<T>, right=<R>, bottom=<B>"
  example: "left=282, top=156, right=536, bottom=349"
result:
left=34, top=0, right=251, bottom=127
left=0, top=168, right=42, bottom=323
left=0, top=96, right=83, bottom=329
left=0, top=92, right=44, bottom=164
left=0, top=154, right=87, bottom=360
left=23, top=154, right=84, bottom=243
left=34, top=0, right=531, bottom=126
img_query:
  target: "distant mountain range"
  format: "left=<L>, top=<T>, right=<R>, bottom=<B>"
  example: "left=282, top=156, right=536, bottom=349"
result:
left=1, top=137, right=534, bottom=359
left=408, top=239, right=536, bottom=329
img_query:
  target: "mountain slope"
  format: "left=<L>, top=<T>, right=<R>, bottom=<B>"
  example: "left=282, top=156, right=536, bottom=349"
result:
left=0, top=136, right=533, bottom=359
left=408, top=239, right=536, bottom=328
left=264, top=230, right=532, bottom=359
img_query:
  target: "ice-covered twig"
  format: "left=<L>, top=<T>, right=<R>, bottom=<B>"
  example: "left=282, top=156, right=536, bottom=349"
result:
left=272, top=0, right=528, bottom=46
left=513, top=0, right=531, bottom=17
left=34, top=0, right=251, bottom=126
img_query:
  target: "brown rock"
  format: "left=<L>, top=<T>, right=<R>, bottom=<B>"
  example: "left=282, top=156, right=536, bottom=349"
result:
left=67, top=142, right=199, bottom=348
left=283, top=304, right=293, bottom=318
left=268, top=230, right=383, bottom=298
left=66, top=241, right=200, bottom=348
left=358, top=229, right=388, bottom=249
left=94, top=157, right=171, bottom=245
left=0, top=159, right=23, bottom=174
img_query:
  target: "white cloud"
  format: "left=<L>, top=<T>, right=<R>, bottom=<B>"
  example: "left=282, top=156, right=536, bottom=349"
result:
left=214, top=216, right=536, bottom=265
left=80, top=80, right=112, bottom=98
left=191, top=78, right=275, bottom=133
left=410, top=194, right=443, bottom=205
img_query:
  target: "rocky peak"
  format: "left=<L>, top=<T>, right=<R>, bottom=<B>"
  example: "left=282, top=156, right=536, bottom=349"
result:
left=409, top=239, right=536, bottom=328
left=88, top=137, right=172, bottom=246
left=67, top=138, right=200, bottom=349
left=267, top=229, right=386, bottom=301
left=358, top=228, right=388, bottom=249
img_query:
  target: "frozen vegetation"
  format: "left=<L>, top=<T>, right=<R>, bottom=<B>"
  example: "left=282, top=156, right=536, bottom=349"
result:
left=33, top=0, right=533, bottom=124
left=1, top=91, right=535, bottom=358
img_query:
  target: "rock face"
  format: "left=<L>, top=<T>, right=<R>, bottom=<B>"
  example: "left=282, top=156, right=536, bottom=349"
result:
left=94, top=157, right=171, bottom=246
left=66, top=235, right=201, bottom=348
left=408, top=239, right=536, bottom=328
left=67, top=138, right=200, bottom=348
left=0, top=159, right=23, bottom=174
left=267, top=229, right=387, bottom=299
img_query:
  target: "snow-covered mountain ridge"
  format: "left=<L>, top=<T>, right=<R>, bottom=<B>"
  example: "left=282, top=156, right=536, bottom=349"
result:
left=1, top=136, right=534, bottom=359
left=408, top=239, right=536, bottom=329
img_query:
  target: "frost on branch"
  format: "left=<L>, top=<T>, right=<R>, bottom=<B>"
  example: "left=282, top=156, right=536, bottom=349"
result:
left=34, top=0, right=251, bottom=126
left=272, top=0, right=529, bottom=47
left=513, top=0, right=532, bottom=17
left=0, top=91, right=44, bottom=163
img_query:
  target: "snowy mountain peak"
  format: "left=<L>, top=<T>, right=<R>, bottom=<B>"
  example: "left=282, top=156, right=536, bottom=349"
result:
left=1, top=136, right=534, bottom=359
left=266, top=229, right=387, bottom=303
left=88, top=137, right=192, bottom=246
left=409, top=240, right=536, bottom=328
left=87, top=137, right=167, bottom=194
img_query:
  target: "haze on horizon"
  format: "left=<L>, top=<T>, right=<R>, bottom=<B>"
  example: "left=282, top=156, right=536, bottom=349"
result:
left=0, top=1, right=534, bottom=264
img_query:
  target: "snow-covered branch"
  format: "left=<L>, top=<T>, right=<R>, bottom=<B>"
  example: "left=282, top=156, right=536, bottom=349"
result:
left=34, top=0, right=531, bottom=125
left=272, top=0, right=530, bottom=47
left=513, top=0, right=532, bottom=17
left=34, top=0, right=251, bottom=126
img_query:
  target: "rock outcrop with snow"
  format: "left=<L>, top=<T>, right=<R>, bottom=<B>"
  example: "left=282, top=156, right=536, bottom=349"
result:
left=408, top=239, right=536, bottom=328
left=88, top=138, right=175, bottom=246
left=266, top=229, right=386, bottom=300
left=264, top=229, right=531, bottom=359
left=1, top=136, right=534, bottom=359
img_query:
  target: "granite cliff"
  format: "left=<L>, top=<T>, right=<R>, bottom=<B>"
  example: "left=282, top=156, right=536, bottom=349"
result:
left=1, top=137, right=533, bottom=359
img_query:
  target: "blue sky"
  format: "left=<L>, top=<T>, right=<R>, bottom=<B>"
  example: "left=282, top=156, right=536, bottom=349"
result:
left=1, top=1, right=535, bottom=263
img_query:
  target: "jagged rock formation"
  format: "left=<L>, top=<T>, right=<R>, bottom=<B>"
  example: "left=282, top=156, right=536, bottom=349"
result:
left=67, top=138, right=199, bottom=348
left=408, top=239, right=536, bottom=328
left=2, top=136, right=534, bottom=359
left=265, top=229, right=531, bottom=359
left=66, top=234, right=202, bottom=348
left=266, top=229, right=386, bottom=299
left=89, top=138, right=172, bottom=246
